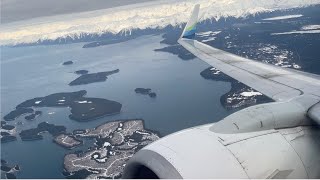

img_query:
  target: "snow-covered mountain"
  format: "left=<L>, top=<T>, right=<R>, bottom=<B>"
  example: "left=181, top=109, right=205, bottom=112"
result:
left=1, top=0, right=319, bottom=45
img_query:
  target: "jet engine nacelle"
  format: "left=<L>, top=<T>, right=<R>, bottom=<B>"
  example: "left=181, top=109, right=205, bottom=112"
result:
left=122, top=124, right=320, bottom=179
left=123, top=100, right=320, bottom=179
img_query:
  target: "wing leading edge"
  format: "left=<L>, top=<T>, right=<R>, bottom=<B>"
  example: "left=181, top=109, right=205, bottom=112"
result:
left=178, top=5, right=320, bottom=102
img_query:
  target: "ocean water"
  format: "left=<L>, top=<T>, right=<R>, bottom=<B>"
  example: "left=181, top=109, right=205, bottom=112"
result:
left=1, top=34, right=231, bottom=178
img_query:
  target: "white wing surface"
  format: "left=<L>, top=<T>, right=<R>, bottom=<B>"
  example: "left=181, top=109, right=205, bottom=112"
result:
left=178, top=5, right=320, bottom=102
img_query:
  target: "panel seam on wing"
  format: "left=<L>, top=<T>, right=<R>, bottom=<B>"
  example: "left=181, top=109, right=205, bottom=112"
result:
left=218, top=130, right=278, bottom=146
left=278, top=132, right=309, bottom=178
left=218, top=140, right=250, bottom=178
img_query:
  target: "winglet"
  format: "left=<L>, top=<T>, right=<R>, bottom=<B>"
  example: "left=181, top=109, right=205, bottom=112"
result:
left=180, top=4, right=200, bottom=39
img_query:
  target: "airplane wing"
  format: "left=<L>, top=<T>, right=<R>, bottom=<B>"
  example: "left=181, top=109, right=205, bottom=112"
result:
left=178, top=4, right=320, bottom=102
left=123, top=6, right=320, bottom=179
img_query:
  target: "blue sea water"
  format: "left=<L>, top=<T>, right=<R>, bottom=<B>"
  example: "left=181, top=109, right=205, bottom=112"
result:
left=1, top=5, right=320, bottom=178
left=1, top=35, right=231, bottom=178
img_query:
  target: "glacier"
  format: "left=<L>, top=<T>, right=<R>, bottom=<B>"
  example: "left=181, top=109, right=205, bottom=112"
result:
left=0, top=0, right=320, bottom=45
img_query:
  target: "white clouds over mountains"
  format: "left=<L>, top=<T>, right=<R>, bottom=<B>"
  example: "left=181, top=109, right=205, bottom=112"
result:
left=1, top=0, right=319, bottom=45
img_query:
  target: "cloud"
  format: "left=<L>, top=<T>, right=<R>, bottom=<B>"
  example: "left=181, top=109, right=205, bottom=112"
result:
left=1, top=0, right=153, bottom=23
left=1, top=0, right=319, bottom=45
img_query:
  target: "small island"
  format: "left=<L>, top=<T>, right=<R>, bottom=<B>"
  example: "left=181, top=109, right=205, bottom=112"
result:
left=54, top=134, right=83, bottom=149
left=4, top=90, right=122, bottom=122
left=1, top=165, right=12, bottom=172
left=69, top=98, right=122, bottom=122
left=1, top=132, right=10, bottom=136
left=135, top=88, right=157, bottom=98
left=24, top=111, right=42, bottom=121
left=3, top=108, right=34, bottom=121
left=1, top=135, right=17, bottom=143
left=69, top=69, right=119, bottom=86
left=1, top=160, right=6, bottom=164
left=1, top=121, right=6, bottom=127
left=1, top=123, right=17, bottom=143
left=148, top=92, right=157, bottom=98
left=75, top=70, right=89, bottom=75
left=1, top=159, right=20, bottom=179
left=19, top=122, right=66, bottom=141
left=1, top=124, right=15, bottom=131
left=63, top=61, right=73, bottom=65
left=64, top=119, right=160, bottom=179
left=135, top=88, right=151, bottom=94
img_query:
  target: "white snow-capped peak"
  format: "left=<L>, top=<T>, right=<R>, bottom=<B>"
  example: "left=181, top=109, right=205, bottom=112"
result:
left=1, top=0, right=319, bottom=45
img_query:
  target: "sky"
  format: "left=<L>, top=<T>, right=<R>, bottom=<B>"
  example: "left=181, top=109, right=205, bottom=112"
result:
left=1, top=0, right=155, bottom=23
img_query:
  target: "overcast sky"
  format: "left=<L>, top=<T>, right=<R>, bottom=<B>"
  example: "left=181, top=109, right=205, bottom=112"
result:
left=1, top=0, right=155, bottom=23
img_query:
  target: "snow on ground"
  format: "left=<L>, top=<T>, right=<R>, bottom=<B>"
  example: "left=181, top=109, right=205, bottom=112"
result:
left=273, top=24, right=320, bottom=35
left=293, top=64, right=301, bottom=69
left=76, top=101, right=92, bottom=104
left=135, top=131, right=150, bottom=135
left=274, top=51, right=290, bottom=66
left=198, top=31, right=221, bottom=42
left=76, top=101, right=88, bottom=103
left=202, top=37, right=218, bottom=42
left=103, top=142, right=111, bottom=147
left=301, top=25, right=320, bottom=30
left=1, top=0, right=319, bottom=45
left=272, top=29, right=320, bottom=35
left=262, top=14, right=303, bottom=21
left=258, top=45, right=278, bottom=54
left=226, top=90, right=263, bottom=104
left=240, top=91, right=262, bottom=97
left=35, top=101, right=42, bottom=104
left=258, top=44, right=301, bottom=69
left=197, top=31, right=221, bottom=37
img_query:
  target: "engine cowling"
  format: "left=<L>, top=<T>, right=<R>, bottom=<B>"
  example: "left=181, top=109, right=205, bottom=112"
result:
left=123, top=96, right=320, bottom=178
left=210, top=101, right=312, bottom=134
left=123, top=124, right=320, bottom=179
left=122, top=126, right=249, bottom=179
